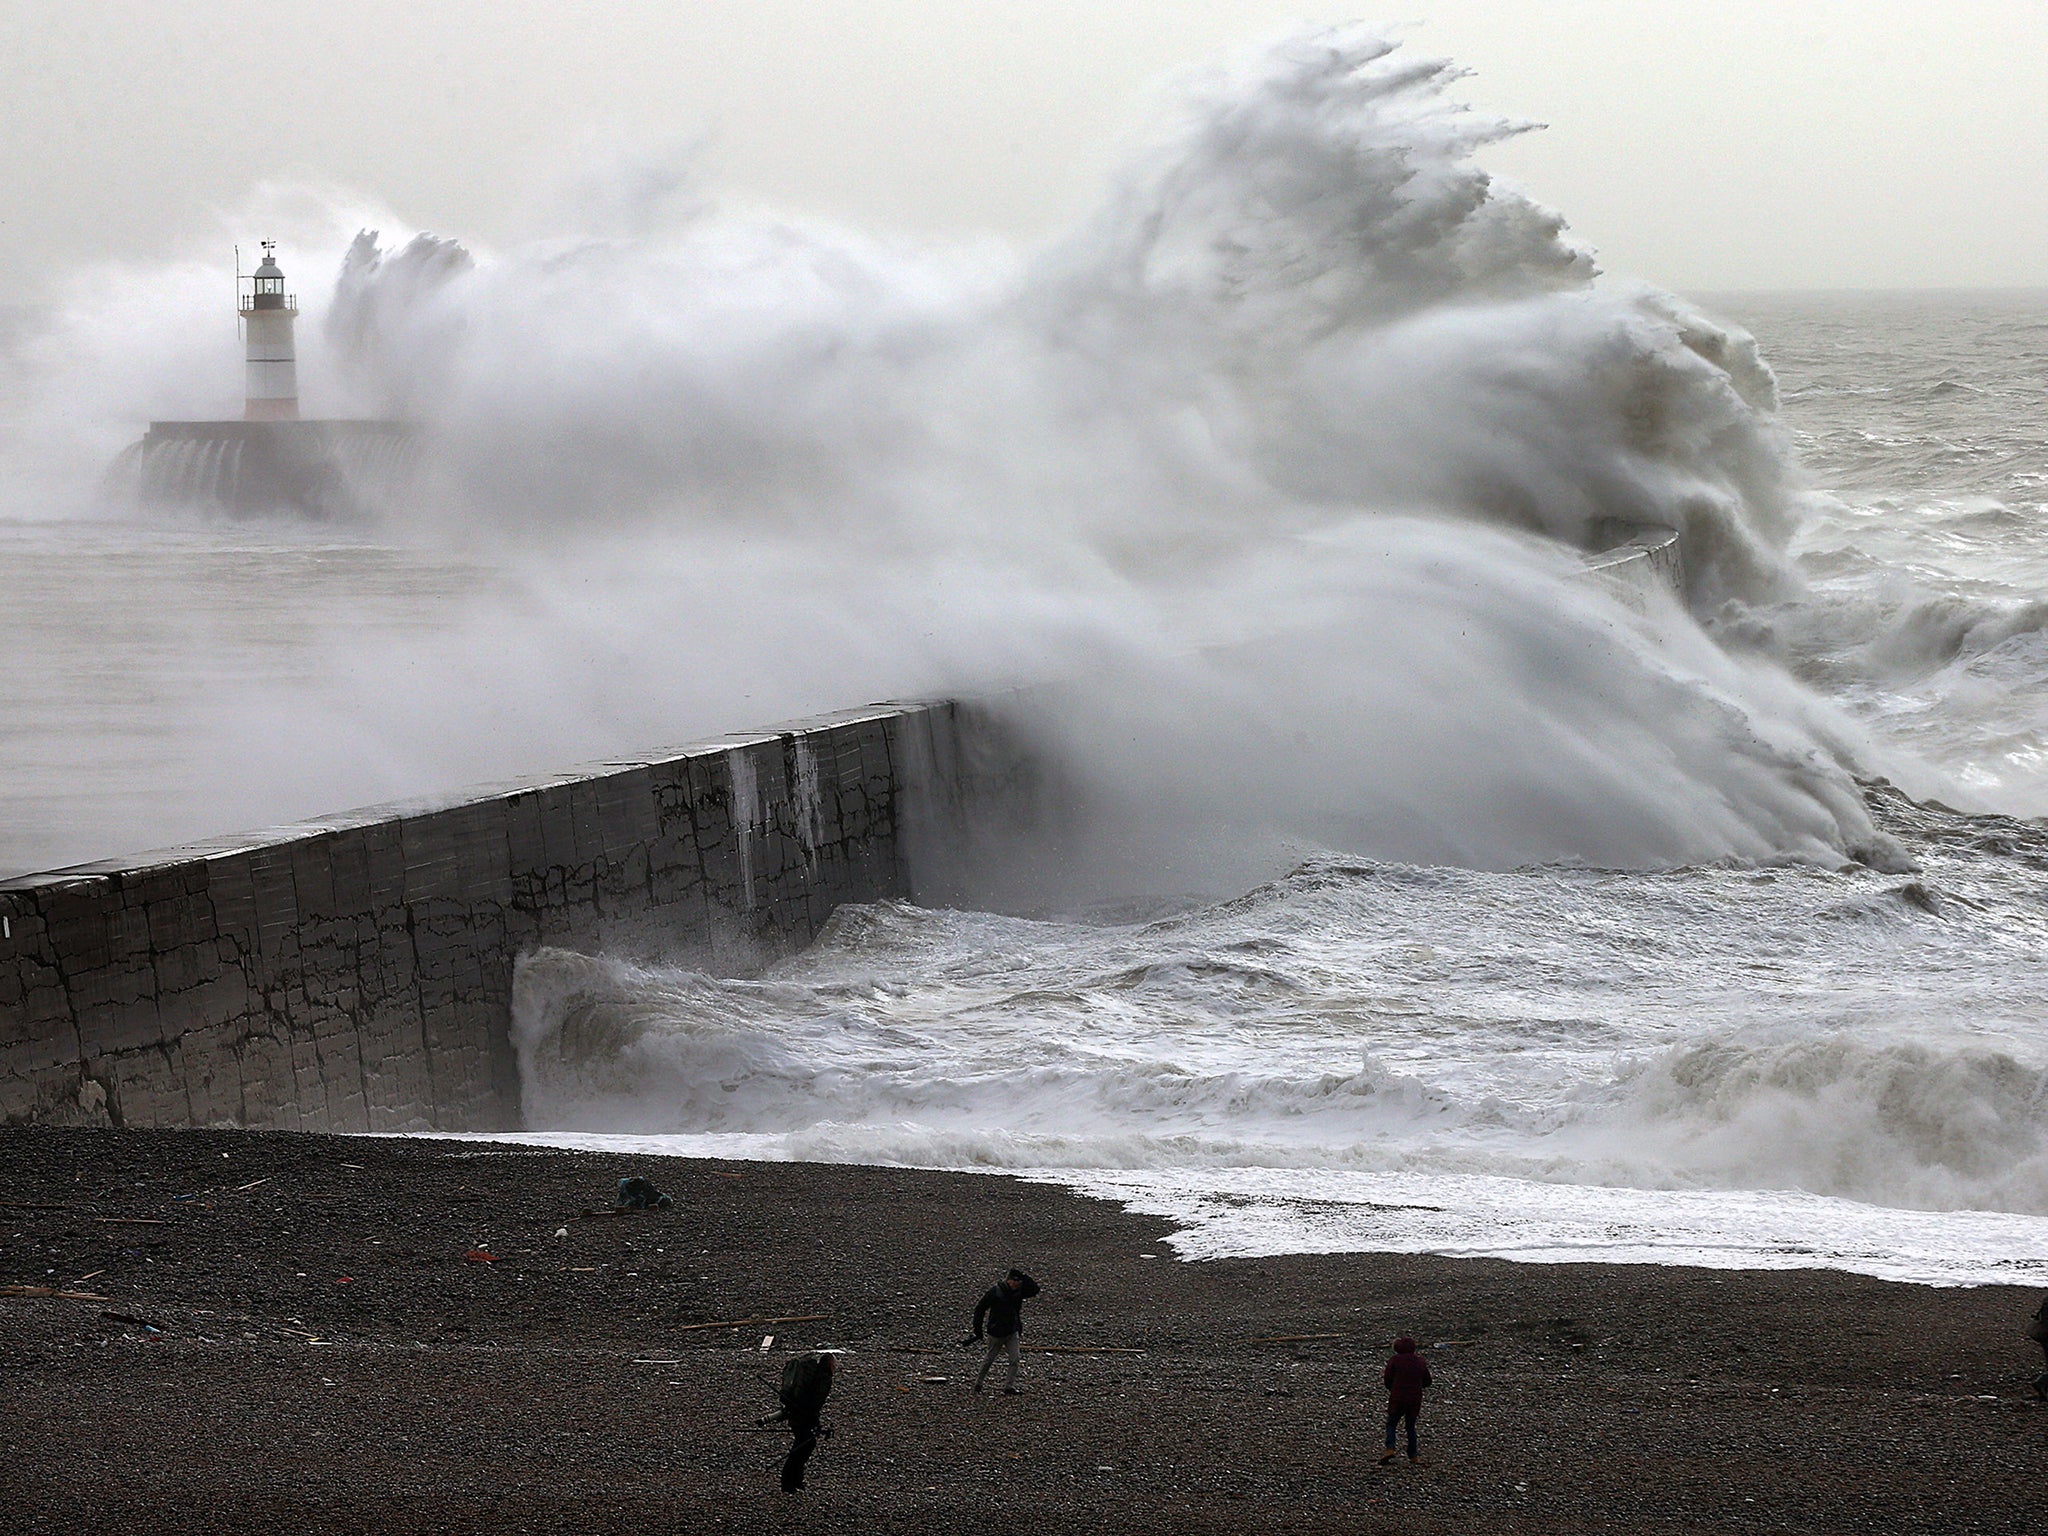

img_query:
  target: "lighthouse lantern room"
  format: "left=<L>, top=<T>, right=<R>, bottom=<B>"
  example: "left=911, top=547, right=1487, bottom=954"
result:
left=238, top=242, right=299, bottom=420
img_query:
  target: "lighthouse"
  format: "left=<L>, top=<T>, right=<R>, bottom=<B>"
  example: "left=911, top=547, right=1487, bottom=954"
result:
left=239, top=242, right=299, bottom=420
left=120, top=235, right=413, bottom=516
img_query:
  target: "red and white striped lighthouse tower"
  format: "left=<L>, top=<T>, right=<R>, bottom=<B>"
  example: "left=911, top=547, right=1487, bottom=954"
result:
left=239, top=242, right=299, bottom=420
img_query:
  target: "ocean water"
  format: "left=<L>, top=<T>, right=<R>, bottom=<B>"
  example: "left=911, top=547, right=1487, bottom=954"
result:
left=503, top=784, right=2048, bottom=1286
left=4, top=29, right=2045, bottom=1281
left=495, top=283, right=2048, bottom=1285
left=0, top=525, right=500, bottom=878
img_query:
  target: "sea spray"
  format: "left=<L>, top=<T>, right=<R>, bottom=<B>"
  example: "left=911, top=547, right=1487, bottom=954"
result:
left=3, top=26, right=1895, bottom=880
left=7, top=26, right=2045, bottom=1282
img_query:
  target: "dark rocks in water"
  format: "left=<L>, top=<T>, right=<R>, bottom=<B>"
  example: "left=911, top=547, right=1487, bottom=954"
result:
left=1817, top=879, right=1947, bottom=923
left=1892, top=880, right=1943, bottom=915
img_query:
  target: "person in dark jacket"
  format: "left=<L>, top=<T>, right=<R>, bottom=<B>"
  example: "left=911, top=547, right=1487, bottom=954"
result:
left=757, top=1350, right=839, bottom=1492
left=2030, top=1292, right=2048, bottom=1400
left=964, top=1268, right=1040, bottom=1394
left=1378, top=1336, right=1433, bottom=1464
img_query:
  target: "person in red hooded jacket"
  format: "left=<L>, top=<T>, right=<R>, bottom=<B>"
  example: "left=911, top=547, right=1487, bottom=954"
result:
left=1378, top=1336, right=1433, bottom=1464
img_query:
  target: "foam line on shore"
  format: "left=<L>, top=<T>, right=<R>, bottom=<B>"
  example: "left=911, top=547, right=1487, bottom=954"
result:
left=407, top=1130, right=2048, bottom=1288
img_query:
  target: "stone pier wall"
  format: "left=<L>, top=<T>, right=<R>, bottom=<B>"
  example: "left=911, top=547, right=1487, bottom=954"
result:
left=0, top=528, right=1683, bottom=1137
left=1582, top=526, right=1686, bottom=608
left=0, top=700, right=1015, bottom=1133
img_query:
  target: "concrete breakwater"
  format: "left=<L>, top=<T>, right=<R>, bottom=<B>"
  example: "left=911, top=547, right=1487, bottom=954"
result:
left=0, top=525, right=1684, bottom=1136
left=0, top=701, right=1020, bottom=1133
left=110, top=420, right=415, bottom=519
left=1581, top=524, right=1684, bottom=606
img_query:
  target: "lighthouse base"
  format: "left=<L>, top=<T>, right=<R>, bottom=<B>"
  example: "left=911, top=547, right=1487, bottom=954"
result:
left=111, top=419, right=416, bottom=520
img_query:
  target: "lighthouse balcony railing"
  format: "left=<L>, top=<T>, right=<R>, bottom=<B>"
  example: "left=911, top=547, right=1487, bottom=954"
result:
left=238, top=292, right=298, bottom=314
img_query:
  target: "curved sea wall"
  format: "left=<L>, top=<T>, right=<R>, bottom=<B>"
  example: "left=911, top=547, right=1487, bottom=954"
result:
left=1581, top=526, right=1685, bottom=608
left=0, top=530, right=1682, bottom=1134
left=0, top=700, right=1024, bottom=1132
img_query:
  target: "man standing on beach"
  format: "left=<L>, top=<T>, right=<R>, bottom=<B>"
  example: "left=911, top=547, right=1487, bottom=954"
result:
left=758, top=1349, right=839, bottom=1492
left=2029, top=1292, right=2048, bottom=1399
left=1378, top=1336, right=1433, bottom=1465
left=965, top=1267, right=1040, bottom=1395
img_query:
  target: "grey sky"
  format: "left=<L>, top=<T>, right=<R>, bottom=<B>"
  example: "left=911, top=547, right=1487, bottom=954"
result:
left=4, top=1, right=2044, bottom=298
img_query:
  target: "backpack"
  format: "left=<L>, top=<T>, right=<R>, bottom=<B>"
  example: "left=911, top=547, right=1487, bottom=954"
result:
left=780, top=1352, right=836, bottom=1415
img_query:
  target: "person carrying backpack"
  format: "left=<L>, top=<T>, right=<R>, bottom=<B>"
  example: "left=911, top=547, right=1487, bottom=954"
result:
left=1378, top=1336, right=1433, bottom=1465
left=962, top=1268, right=1040, bottom=1395
left=757, top=1350, right=840, bottom=1492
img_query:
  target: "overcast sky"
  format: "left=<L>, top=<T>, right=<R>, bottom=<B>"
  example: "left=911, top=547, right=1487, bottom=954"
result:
left=4, top=1, right=2044, bottom=299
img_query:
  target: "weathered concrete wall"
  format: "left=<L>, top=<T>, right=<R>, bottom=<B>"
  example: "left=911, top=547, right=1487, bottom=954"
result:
left=0, top=526, right=1681, bottom=1135
left=0, top=700, right=1013, bottom=1133
left=111, top=419, right=417, bottom=520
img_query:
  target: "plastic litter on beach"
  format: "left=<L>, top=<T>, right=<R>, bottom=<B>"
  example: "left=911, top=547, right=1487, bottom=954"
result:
left=464, top=1249, right=499, bottom=1263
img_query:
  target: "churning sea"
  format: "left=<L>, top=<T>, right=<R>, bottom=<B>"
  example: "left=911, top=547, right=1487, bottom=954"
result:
left=4, top=217, right=2045, bottom=1283
left=472, top=290, right=2048, bottom=1286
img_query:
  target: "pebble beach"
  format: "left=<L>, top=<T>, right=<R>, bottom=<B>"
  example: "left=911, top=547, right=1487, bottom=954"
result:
left=4, top=1127, right=2043, bottom=1534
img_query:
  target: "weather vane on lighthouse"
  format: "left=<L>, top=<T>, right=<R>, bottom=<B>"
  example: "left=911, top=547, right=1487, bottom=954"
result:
left=237, top=241, right=299, bottom=420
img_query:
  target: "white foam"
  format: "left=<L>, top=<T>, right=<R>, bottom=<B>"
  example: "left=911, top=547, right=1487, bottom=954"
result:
left=416, top=1130, right=2048, bottom=1288
left=1052, top=1166, right=2048, bottom=1287
left=497, top=836, right=2048, bottom=1286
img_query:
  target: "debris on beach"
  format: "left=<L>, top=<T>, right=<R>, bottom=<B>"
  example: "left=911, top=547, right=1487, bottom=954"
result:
left=670, top=1313, right=832, bottom=1337
left=615, top=1177, right=674, bottom=1210
left=1247, top=1332, right=1345, bottom=1344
